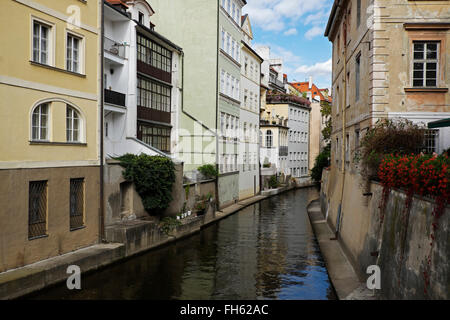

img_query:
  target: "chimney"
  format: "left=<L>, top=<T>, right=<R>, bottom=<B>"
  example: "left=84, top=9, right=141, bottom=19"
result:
left=309, top=76, right=313, bottom=89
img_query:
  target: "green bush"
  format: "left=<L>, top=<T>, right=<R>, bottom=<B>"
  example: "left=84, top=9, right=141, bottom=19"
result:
left=116, top=154, right=176, bottom=214
left=358, top=119, right=425, bottom=180
left=263, top=163, right=271, bottom=168
left=268, top=175, right=279, bottom=189
left=311, top=144, right=331, bottom=183
left=197, top=164, right=218, bottom=179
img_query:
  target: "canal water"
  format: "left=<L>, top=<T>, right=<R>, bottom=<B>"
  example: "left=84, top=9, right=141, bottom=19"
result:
left=29, top=188, right=336, bottom=300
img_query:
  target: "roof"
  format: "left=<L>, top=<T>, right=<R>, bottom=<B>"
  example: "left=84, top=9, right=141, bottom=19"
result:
left=241, top=14, right=248, bottom=26
left=290, top=81, right=332, bottom=103
left=106, top=0, right=129, bottom=7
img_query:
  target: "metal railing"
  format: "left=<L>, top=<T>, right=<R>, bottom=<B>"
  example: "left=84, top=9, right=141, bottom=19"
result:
left=104, top=36, right=126, bottom=59
left=105, top=89, right=126, bottom=107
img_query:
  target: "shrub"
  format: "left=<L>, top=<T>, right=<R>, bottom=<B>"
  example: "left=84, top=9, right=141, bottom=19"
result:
left=358, top=118, right=425, bottom=180
left=268, top=175, right=279, bottom=189
left=197, top=164, right=218, bottom=179
left=311, top=143, right=331, bottom=183
left=116, top=154, right=176, bottom=214
left=263, top=163, right=271, bottom=168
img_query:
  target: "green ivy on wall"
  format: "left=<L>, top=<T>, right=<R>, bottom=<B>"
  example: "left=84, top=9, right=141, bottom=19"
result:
left=116, top=154, right=176, bottom=214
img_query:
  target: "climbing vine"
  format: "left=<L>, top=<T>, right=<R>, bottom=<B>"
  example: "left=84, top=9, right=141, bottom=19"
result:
left=116, top=153, right=176, bottom=214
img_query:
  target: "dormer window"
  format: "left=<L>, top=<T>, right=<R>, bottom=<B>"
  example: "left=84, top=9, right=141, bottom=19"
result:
left=138, top=12, right=144, bottom=25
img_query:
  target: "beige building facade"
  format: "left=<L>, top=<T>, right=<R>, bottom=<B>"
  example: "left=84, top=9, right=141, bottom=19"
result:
left=0, top=0, right=101, bottom=272
left=322, top=0, right=450, bottom=283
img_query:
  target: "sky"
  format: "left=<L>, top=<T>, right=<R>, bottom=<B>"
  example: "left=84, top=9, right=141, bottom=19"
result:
left=242, top=0, right=334, bottom=90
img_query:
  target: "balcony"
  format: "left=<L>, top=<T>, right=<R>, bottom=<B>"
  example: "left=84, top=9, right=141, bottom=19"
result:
left=279, top=146, right=288, bottom=157
left=105, top=89, right=126, bottom=107
left=104, top=37, right=126, bottom=60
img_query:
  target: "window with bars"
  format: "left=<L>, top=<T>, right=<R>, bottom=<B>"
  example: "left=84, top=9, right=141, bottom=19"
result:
left=421, top=129, right=439, bottom=154
left=70, top=178, right=84, bottom=230
left=66, top=34, right=80, bottom=73
left=413, top=41, right=439, bottom=87
left=138, top=122, right=171, bottom=152
left=33, top=21, right=49, bottom=64
left=137, top=77, right=171, bottom=112
left=266, top=130, right=273, bottom=148
left=137, top=34, right=172, bottom=73
left=28, top=181, right=47, bottom=239
left=66, top=106, right=80, bottom=142
left=32, top=103, right=49, bottom=141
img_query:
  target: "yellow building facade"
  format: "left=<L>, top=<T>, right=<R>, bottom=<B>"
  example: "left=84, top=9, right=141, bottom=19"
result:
left=0, top=0, right=101, bottom=272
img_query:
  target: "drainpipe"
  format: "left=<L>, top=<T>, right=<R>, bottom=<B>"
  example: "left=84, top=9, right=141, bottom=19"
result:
left=215, top=2, right=220, bottom=209
left=99, top=0, right=105, bottom=243
left=335, top=11, right=347, bottom=240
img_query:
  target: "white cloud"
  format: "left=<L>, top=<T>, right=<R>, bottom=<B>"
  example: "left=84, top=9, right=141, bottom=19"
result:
left=283, top=28, right=298, bottom=36
left=294, top=58, right=332, bottom=77
left=243, top=0, right=329, bottom=32
left=304, top=26, right=324, bottom=40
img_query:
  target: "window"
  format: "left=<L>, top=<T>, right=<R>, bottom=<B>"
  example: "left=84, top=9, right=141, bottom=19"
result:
left=422, top=129, right=439, bottom=154
left=137, top=77, right=171, bottom=112
left=227, top=0, right=231, bottom=13
left=138, top=12, right=144, bottom=24
left=355, top=130, right=360, bottom=150
left=137, top=34, right=172, bottom=73
left=413, top=41, right=439, bottom=87
left=220, top=113, right=225, bottom=136
left=232, top=39, right=236, bottom=59
left=70, top=178, right=84, bottom=230
left=220, top=70, right=225, bottom=93
left=66, top=34, right=80, bottom=73
left=232, top=3, right=236, bottom=20
left=33, top=21, right=49, bottom=64
left=236, top=80, right=240, bottom=100
left=28, top=180, right=47, bottom=239
left=138, top=122, right=171, bottom=152
left=66, top=106, right=80, bottom=142
left=32, top=103, right=49, bottom=141
left=357, top=0, right=361, bottom=28
left=226, top=34, right=231, bottom=54
left=221, top=30, right=225, bottom=50
left=226, top=74, right=231, bottom=96
left=356, top=53, right=361, bottom=101
left=345, top=134, right=350, bottom=162
left=266, top=130, right=273, bottom=148
left=231, top=77, right=235, bottom=99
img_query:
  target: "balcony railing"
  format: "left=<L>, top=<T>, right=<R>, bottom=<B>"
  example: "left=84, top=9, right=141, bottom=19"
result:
left=105, top=89, right=126, bottom=107
left=279, top=146, right=288, bottom=156
left=104, top=37, right=126, bottom=59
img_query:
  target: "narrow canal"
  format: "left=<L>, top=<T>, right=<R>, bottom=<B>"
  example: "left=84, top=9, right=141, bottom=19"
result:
left=29, top=188, right=336, bottom=300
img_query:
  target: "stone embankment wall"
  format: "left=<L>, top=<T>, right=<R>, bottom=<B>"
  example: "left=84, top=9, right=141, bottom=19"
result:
left=321, top=168, right=449, bottom=299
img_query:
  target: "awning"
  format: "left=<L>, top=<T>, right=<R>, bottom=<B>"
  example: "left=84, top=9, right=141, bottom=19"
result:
left=428, top=118, right=450, bottom=129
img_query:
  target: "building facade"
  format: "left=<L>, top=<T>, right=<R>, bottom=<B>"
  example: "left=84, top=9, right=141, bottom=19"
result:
left=239, top=14, right=262, bottom=200
left=0, top=0, right=101, bottom=272
left=322, top=0, right=450, bottom=288
left=139, top=0, right=247, bottom=208
left=291, top=77, right=332, bottom=170
left=104, top=0, right=183, bottom=159
left=265, top=94, right=311, bottom=179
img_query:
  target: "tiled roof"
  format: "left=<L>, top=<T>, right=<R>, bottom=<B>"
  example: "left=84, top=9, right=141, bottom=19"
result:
left=105, top=0, right=129, bottom=8
left=289, top=81, right=332, bottom=103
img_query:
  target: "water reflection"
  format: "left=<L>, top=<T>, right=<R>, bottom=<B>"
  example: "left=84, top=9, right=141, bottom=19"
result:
left=28, top=188, right=335, bottom=300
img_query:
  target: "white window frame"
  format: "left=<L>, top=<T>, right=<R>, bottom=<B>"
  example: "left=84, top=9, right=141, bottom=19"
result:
left=66, top=105, right=82, bottom=143
left=412, top=41, right=440, bottom=88
left=31, top=17, right=55, bottom=66
left=66, top=31, right=84, bottom=74
left=31, top=103, right=50, bottom=141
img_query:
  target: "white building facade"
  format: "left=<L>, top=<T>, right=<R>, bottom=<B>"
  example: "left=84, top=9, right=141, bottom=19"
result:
left=103, top=0, right=182, bottom=159
left=239, top=15, right=262, bottom=200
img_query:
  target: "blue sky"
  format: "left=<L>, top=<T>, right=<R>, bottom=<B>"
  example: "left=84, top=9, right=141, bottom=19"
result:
left=243, top=0, right=334, bottom=90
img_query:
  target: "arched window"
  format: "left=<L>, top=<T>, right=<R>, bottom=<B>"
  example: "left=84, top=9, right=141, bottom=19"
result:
left=66, top=106, right=80, bottom=142
left=32, top=103, right=49, bottom=141
left=266, top=130, right=273, bottom=148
